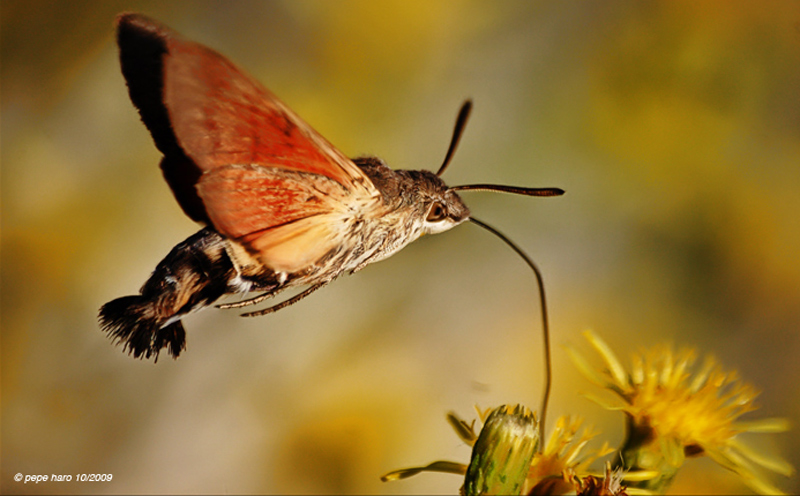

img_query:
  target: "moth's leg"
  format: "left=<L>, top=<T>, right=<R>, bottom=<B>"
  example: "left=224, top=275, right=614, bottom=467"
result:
left=217, top=292, right=273, bottom=309
left=240, top=282, right=328, bottom=317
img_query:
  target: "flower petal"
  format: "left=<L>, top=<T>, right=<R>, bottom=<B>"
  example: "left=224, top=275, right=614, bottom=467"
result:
left=447, top=411, right=478, bottom=446
left=380, top=461, right=467, bottom=482
left=583, top=330, right=628, bottom=388
left=729, top=439, right=795, bottom=477
left=566, top=344, right=613, bottom=389
left=734, top=418, right=791, bottom=433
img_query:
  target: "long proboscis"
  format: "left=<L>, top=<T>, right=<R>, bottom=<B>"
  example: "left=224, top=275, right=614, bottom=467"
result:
left=437, top=99, right=559, bottom=448
left=467, top=216, right=552, bottom=454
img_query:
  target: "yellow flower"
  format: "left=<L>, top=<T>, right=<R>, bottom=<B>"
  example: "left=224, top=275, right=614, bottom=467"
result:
left=382, top=405, right=614, bottom=496
left=380, top=405, right=537, bottom=494
left=464, top=404, right=540, bottom=495
left=525, top=415, right=615, bottom=495
left=568, top=330, right=793, bottom=494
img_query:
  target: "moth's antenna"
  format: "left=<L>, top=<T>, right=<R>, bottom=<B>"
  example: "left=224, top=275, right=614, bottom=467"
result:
left=437, top=100, right=565, bottom=201
left=451, top=184, right=564, bottom=197
left=436, top=100, right=473, bottom=177
left=467, top=216, right=552, bottom=453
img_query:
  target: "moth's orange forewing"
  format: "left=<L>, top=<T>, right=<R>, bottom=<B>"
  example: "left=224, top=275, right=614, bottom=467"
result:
left=120, top=13, right=378, bottom=272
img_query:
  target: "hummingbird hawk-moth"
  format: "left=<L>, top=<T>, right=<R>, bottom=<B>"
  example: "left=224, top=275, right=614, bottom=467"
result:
left=100, top=13, right=564, bottom=361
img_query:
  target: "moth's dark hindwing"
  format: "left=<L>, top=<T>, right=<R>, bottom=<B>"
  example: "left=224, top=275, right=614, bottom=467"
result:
left=100, top=228, right=242, bottom=360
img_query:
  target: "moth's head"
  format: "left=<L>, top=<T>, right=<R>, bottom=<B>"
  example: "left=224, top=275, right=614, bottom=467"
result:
left=353, top=158, right=469, bottom=235
left=356, top=100, right=563, bottom=239
left=405, top=169, right=470, bottom=235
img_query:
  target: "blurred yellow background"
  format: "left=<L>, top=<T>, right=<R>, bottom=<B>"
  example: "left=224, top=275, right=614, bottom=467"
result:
left=2, top=1, right=799, bottom=494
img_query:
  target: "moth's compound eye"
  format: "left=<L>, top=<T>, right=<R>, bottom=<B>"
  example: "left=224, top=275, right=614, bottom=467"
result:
left=426, top=203, right=448, bottom=222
